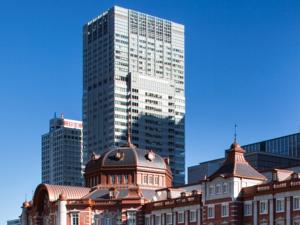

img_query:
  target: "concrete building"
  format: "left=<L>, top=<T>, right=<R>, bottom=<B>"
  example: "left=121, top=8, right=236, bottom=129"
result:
left=7, top=219, right=20, bottom=225
left=41, top=115, right=83, bottom=186
left=83, top=6, right=185, bottom=186
left=22, top=140, right=300, bottom=225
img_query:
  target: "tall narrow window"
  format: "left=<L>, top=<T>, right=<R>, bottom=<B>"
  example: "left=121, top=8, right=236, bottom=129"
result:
left=71, top=214, right=79, bottom=225
left=127, top=211, right=136, bottom=225
left=124, top=174, right=129, bottom=184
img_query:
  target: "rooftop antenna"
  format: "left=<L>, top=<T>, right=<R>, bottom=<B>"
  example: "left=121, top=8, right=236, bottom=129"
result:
left=234, top=124, right=238, bottom=143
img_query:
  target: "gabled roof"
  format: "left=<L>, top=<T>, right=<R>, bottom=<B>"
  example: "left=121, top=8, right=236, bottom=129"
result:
left=208, top=142, right=266, bottom=181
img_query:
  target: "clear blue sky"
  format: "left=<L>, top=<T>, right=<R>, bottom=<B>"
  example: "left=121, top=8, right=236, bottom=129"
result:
left=1, top=0, right=300, bottom=223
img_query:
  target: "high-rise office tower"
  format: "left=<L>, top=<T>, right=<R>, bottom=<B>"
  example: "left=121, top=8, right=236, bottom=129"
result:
left=42, top=114, right=83, bottom=186
left=83, top=6, right=185, bottom=185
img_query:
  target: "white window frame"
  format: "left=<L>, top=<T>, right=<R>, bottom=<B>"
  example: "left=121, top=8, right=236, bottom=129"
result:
left=189, top=210, right=196, bottom=222
left=221, top=203, right=229, bottom=217
left=260, top=200, right=268, bottom=214
left=155, top=215, right=161, bottom=225
left=215, top=184, right=221, bottom=194
left=223, top=182, right=229, bottom=193
left=145, top=216, right=150, bottom=225
left=276, top=198, right=285, bottom=212
left=294, top=196, right=300, bottom=211
left=166, top=213, right=172, bottom=225
left=207, top=205, right=215, bottom=219
left=71, top=213, right=79, bottom=225
left=244, top=201, right=252, bottom=216
left=177, top=211, right=184, bottom=223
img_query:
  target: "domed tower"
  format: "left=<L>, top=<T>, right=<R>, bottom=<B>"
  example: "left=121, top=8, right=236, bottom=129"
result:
left=84, top=145, right=172, bottom=190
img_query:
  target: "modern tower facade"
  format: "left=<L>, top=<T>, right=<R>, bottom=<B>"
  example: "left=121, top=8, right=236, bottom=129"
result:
left=83, top=6, right=185, bottom=185
left=42, top=115, right=83, bottom=186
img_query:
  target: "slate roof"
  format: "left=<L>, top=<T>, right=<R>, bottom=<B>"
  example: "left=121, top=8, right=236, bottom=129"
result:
left=208, top=142, right=266, bottom=181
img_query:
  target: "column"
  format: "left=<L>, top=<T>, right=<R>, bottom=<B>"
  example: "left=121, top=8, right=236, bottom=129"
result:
left=269, top=199, right=273, bottom=225
left=197, top=208, right=201, bottom=225
left=287, top=197, right=291, bottom=225
left=57, top=194, right=67, bottom=225
left=173, top=212, right=176, bottom=225
left=253, top=200, right=258, bottom=225
left=185, top=210, right=188, bottom=225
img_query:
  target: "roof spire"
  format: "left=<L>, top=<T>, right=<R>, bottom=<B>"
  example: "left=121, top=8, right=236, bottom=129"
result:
left=234, top=124, right=238, bottom=143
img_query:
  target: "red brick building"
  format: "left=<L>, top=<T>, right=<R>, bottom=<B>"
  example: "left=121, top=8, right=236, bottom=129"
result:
left=21, top=141, right=300, bottom=225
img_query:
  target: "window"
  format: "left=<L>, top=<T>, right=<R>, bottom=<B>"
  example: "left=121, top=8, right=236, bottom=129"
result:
left=189, top=210, right=196, bottom=222
left=166, top=214, right=172, bottom=225
left=215, top=184, right=221, bottom=194
left=294, top=197, right=300, bottom=210
left=118, top=175, right=122, bottom=184
left=127, top=211, right=136, bottom=225
left=208, top=185, right=214, bottom=195
left=124, top=174, right=129, bottom=184
left=111, top=175, right=116, bottom=184
left=207, top=205, right=215, bottom=218
left=223, top=182, right=229, bottom=193
left=276, top=199, right=285, bottom=212
left=178, top=212, right=184, bottom=223
left=71, top=214, right=79, bottom=225
left=155, top=215, right=161, bottom=225
left=149, top=176, right=154, bottom=184
left=260, top=201, right=268, bottom=214
left=143, top=175, right=148, bottom=184
left=244, top=201, right=252, bottom=216
left=221, top=203, right=229, bottom=217
left=145, top=216, right=150, bottom=225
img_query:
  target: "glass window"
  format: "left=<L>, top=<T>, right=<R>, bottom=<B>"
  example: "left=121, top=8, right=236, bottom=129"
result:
left=215, top=184, right=221, bottom=194
left=155, top=215, right=161, bottom=225
left=166, top=214, right=172, bottom=225
left=260, top=201, right=268, bottom=214
left=244, top=201, right=252, bottom=216
left=127, top=211, right=136, bottom=225
left=71, top=214, right=79, bottom=225
left=178, top=212, right=184, bottom=223
left=145, top=217, right=150, bottom=225
left=223, top=182, right=229, bottom=193
left=208, top=185, right=214, bottom=195
left=294, top=197, right=300, bottom=210
left=208, top=205, right=215, bottom=218
left=143, top=175, right=148, bottom=184
left=111, top=175, right=116, bottom=184
left=189, top=210, right=196, bottom=222
left=124, top=174, right=129, bottom=184
left=118, top=175, right=122, bottom=184
left=221, top=203, right=229, bottom=217
left=276, top=199, right=285, bottom=212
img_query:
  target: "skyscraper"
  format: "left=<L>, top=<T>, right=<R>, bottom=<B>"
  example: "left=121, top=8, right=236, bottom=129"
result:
left=83, top=6, right=185, bottom=185
left=42, top=115, right=83, bottom=186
